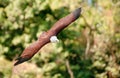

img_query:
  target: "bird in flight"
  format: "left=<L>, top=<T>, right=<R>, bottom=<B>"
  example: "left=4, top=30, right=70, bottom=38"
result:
left=14, top=8, right=82, bottom=66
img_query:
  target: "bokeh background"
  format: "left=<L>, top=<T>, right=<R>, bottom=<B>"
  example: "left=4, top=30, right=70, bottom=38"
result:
left=0, top=0, right=120, bottom=78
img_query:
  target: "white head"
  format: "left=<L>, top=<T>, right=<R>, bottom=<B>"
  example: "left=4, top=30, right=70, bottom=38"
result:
left=50, top=36, right=59, bottom=43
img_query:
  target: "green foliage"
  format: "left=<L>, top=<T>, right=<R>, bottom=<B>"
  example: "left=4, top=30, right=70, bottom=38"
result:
left=0, top=0, right=120, bottom=78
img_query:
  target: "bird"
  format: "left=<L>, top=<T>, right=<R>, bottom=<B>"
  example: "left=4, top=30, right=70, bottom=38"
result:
left=14, top=7, right=81, bottom=66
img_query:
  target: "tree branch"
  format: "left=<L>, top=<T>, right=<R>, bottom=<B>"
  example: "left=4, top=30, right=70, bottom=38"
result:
left=65, top=60, right=74, bottom=78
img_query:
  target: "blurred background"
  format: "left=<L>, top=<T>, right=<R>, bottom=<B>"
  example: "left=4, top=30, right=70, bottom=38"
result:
left=0, top=0, right=120, bottom=78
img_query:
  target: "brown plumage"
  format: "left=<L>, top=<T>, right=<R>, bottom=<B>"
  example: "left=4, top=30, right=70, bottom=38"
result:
left=14, top=8, right=81, bottom=66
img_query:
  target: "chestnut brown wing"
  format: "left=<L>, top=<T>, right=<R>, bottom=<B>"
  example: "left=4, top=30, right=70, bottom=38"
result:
left=14, top=8, right=81, bottom=66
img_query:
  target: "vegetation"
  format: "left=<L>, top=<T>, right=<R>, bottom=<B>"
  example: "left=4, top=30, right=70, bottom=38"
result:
left=0, top=0, right=120, bottom=78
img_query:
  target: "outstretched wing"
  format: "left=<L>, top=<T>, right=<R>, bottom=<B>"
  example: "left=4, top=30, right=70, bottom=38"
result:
left=14, top=8, right=81, bottom=66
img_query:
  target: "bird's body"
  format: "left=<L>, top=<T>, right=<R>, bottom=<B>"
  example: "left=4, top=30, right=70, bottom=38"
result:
left=14, top=8, right=81, bottom=66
